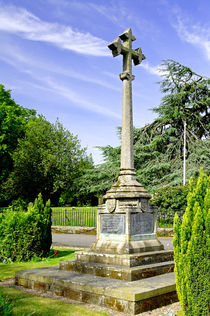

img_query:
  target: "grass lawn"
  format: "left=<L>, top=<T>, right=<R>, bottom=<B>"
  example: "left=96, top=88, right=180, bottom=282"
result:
left=0, top=248, right=111, bottom=315
left=0, top=248, right=75, bottom=281
left=0, top=287, right=110, bottom=316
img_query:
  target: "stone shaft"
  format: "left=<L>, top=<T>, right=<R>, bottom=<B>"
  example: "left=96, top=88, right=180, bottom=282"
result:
left=108, top=28, right=145, bottom=172
left=121, top=74, right=134, bottom=169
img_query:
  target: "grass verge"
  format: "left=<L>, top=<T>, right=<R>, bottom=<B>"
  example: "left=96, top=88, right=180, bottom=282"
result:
left=0, top=248, right=75, bottom=281
left=0, top=248, right=110, bottom=315
left=0, top=287, right=110, bottom=316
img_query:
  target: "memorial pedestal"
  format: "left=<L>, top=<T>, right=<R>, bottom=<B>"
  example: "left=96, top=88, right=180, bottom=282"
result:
left=91, top=169, right=164, bottom=255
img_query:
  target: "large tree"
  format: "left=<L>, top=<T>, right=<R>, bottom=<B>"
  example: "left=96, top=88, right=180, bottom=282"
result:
left=0, top=84, right=36, bottom=185
left=135, top=60, right=209, bottom=191
left=82, top=60, right=209, bottom=197
left=3, top=116, right=93, bottom=204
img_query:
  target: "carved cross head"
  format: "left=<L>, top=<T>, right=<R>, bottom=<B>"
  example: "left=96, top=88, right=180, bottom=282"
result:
left=108, top=28, right=145, bottom=68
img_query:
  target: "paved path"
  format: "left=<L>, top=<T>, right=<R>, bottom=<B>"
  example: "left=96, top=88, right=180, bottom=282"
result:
left=52, top=233, right=173, bottom=250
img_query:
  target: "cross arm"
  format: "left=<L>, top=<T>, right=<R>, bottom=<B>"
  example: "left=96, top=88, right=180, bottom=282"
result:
left=108, top=40, right=146, bottom=65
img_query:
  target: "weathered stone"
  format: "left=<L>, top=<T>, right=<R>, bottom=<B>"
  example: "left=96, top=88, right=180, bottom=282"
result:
left=15, top=267, right=178, bottom=314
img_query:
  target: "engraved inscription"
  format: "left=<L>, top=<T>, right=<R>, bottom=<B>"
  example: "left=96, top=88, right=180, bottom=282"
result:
left=130, top=213, right=154, bottom=235
left=101, top=214, right=126, bottom=234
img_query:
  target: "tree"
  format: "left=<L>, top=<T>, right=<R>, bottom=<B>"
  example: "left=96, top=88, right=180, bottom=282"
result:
left=3, top=116, right=93, bottom=204
left=0, top=84, right=36, bottom=186
left=173, top=169, right=209, bottom=315
left=87, top=60, right=209, bottom=195
left=78, top=144, right=120, bottom=203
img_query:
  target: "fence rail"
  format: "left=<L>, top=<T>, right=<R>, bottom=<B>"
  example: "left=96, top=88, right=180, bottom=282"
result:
left=52, top=207, right=97, bottom=227
left=52, top=207, right=184, bottom=228
left=157, top=210, right=184, bottom=227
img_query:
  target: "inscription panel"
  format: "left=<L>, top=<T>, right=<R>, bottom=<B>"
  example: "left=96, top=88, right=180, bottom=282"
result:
left=100, top=214, right=126, bottom=234
left=130, top=213, right=154, bottom=235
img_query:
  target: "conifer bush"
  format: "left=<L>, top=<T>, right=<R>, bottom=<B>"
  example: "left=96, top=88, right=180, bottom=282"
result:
left=0, top=194, right=52, bottom=262
left=173, top=169, right=209, bottom=315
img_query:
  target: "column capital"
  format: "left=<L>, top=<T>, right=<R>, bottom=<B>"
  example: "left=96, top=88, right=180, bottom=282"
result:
left=119, top=72, right=135, bottom=81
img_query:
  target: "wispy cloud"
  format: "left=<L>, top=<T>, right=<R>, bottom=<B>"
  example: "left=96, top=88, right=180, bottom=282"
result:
left=0, top=42, right=120, bottom=92
left=40, top=77, right=121, bottom=119
left=172, top=15, right=210, bottom=61
left=0, top=4, right=109, bottom=56
left=140, top=62, right=163, bottom=77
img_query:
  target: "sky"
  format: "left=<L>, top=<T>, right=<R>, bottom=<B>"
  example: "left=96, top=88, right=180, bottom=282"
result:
left=0, top=0, right=209, bottom=164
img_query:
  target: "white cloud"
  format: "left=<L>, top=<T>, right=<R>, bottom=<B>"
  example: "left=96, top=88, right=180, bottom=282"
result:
left=40, top=77, right=121, bottom=119
left=173, top=16, right=210, bottom=61
left=140, top=62, right=163, bottom=77
left=0, top=42, right=120, bottom=92
left=0, top=4, right=109, bottom=56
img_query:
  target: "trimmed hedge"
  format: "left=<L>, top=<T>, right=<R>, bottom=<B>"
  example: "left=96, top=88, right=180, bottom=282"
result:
left=173, top=170, right=210, bottom=315
left=0, top=194, right=52, bottom=262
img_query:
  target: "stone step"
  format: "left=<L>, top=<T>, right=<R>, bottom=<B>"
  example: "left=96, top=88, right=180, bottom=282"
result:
left=59, top=259, right=174, bottom=281
left=15, top=267, right=177, bottom=315
left=75, top=249, right=174, bottom=267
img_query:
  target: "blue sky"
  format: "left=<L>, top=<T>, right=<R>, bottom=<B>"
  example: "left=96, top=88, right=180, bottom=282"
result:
left=0, top=0, right=209, bottom=164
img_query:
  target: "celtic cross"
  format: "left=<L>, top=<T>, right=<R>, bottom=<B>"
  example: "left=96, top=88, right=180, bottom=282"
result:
left=108, top=28, right=145, bottom=171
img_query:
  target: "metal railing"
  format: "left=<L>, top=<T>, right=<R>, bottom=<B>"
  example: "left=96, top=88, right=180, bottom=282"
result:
left=157, top=210, right=184, bottom=228
left=52, top=207, right=97, bottom=227
left=52, top=207, right=184, bottom=228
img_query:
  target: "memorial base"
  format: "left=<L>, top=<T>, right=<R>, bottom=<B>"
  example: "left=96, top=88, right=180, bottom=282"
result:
left=15, top=249, right=177, bottom=315
left=90, top=238, right=163, bottom=254
left=60, top=249, right=174, bottom=281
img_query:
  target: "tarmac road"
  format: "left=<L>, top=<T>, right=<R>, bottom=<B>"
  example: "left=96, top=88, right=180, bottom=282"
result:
left=52, top=233, right=173, bottom=250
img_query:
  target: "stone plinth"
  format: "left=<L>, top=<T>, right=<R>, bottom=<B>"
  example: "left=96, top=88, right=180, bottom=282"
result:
left=15, top=268, right=177, bottom=315
left=92, top=169, right=164, bottom=254
left=60, top=250, right=174, bottom=281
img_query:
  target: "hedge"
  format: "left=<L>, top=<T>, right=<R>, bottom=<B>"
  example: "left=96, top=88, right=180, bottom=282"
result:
left=0, top=194, right=52, bottom=262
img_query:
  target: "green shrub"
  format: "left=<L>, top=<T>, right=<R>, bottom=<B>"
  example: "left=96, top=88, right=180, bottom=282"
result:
left=0, top=193, right=52, bottom=262
left=173, top=169, right=210, bottom=315
left=151, top=184, right=189, bottom=214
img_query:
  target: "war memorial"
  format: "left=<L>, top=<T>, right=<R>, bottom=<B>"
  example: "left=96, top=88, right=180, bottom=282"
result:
left=15, top=29, right=177, bottom=314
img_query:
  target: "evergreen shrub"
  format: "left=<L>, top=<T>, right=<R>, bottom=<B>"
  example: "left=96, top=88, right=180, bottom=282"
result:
left=173, top=169, right=210, bottom=315
left=0, top=194, right=52, bottom=262
left=151, top=184, right=189, bottom=215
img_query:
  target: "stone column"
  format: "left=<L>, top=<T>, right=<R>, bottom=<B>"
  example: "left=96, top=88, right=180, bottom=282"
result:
left=120, top=72, right=134, bottom=170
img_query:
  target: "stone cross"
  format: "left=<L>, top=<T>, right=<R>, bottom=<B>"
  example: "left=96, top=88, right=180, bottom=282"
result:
left=108, top=28, right=145, bottom=171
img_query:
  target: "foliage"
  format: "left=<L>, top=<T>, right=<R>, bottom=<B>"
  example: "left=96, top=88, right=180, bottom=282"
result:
left=173, top=169, right=210, bottom=315
left=0, top=84, right=36, bottom=204
left=2, top=116, right=93, bottom=205
left=155, top=59, right=209, bottom=139
left=84, top=60, right=209, bottom=196
left=0, top=194, right=52, bottom=262
left=78, top=144, right=120, bottom=200
left=150, top=184, right=189, bottom=214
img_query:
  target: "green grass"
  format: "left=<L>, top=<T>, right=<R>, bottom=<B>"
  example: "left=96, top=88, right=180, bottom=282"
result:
left=0, top=248, right=75, bottom=281
left=0, top=248, right=110, bottom=315
left=0, top=287, right=110, bottom=316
